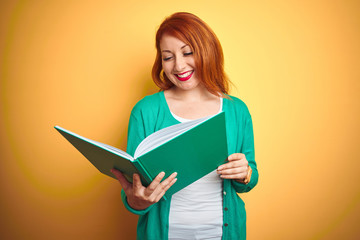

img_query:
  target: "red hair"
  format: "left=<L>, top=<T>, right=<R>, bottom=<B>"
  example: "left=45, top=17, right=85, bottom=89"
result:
left=151, top=12, right=230, bottom=95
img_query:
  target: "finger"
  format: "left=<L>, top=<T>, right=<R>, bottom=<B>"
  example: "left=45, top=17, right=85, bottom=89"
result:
left=217, top=166, right=247, bottom=175
left=160, top=172, right=178, bottom=187
left=218, top=160, right=244, bottom=171
left=227, top=153, right=245, bottom=161
left=146, top=172, right=166, bottom=193
left=151, top=175, right=178, bottom=202
left=161, top=176, right=178, bottom=193
left=154, top=177, right=178, bottom=203
left=111, top=168, right=131, bottom=191
left=220, top=172, right=247, bottom=180
left=149, top=172, right=178, bottom=197
left=132, top=173, right=143, bottom=190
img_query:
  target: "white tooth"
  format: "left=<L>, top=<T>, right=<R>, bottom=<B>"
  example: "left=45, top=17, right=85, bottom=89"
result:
left=178, top=71, right=192, bottom=78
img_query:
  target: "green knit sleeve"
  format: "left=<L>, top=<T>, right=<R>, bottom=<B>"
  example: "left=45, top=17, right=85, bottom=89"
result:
left=126, top=112, right=145, bottom=156
left=121, top=189, right=155, bottom=215
left=120, top=105, right=154, bottom=215
left=232, top=105, right=259, bottom=193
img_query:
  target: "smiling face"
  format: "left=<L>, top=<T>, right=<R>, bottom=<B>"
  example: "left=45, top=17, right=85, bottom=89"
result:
left=160, top=34, right=201, bottom=91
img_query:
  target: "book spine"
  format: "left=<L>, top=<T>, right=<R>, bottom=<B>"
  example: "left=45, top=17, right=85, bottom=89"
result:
left=132, top=160, right=153, bottom=186
left=134, top=160, right=168, bottom=201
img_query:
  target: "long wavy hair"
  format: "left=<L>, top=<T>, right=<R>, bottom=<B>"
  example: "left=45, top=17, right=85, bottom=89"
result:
left=151, top=12, right=230, bottom=96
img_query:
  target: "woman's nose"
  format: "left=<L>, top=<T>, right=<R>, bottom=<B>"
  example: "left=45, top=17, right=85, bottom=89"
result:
left=174, top=57, right=186, bottom=72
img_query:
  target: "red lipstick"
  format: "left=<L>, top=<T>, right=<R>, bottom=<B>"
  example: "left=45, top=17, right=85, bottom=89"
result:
left=175, top=70, right=194, bottom=81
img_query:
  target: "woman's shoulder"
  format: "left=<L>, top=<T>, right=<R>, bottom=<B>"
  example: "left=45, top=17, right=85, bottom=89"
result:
left=131, top=91, right=163, bottom=114
left=224, top=94, right=250, bottom=114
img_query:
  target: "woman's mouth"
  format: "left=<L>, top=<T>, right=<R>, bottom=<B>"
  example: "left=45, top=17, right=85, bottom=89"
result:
left=175, top=70, right=194, bottom=81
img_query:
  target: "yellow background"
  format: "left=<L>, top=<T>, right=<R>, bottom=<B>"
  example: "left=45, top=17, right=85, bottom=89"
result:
left=1, top=0, right=359, bottom=239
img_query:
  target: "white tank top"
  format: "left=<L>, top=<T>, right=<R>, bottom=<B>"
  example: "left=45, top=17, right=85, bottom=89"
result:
left=168, top=98, right=223, bottom=240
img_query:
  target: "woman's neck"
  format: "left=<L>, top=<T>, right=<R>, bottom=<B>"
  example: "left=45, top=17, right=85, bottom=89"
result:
left=164, top=85, right=222, bottom=120
left=166, top=85, right=218, bottom=102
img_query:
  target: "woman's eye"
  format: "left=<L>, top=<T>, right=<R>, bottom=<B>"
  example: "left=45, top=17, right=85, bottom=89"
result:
left=184, top=52, right=193, bottom=56
left=163, top=56, right=172, bottom=61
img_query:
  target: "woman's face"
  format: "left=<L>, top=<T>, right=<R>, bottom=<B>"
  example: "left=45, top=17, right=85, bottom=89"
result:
left=160, top=34, right=201, bottom=91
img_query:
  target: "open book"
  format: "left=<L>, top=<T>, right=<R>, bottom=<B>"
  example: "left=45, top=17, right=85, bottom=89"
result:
left=55, top=112, right=228, bottom=199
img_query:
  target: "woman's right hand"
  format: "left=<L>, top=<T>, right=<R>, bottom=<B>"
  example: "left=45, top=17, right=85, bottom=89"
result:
left=111, top=169, right=177, bottom=210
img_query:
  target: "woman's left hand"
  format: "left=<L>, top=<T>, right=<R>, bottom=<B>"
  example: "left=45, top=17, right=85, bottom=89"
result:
left=217, top=153, right=249, bottom=183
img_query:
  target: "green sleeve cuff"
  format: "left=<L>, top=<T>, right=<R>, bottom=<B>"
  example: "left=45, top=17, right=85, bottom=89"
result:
left=232, top=166, right=259, bottom=193
left=121, top=190, right=154, bottom=215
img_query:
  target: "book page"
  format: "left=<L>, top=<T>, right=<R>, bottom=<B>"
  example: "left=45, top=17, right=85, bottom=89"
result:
left=95, top=141, right=134, bottom=161
left=134, top=114, right=215, bottom=159
left=55, top=126, right=134, bottom=161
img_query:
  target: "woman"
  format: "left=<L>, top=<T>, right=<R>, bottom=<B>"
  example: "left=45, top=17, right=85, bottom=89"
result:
left=111, top=12, right=258, bottom=240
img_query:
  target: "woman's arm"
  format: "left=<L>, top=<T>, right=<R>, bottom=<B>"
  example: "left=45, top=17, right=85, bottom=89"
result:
left=217, top=105, right=258, bottom=193
left=117, top=101, right=177, bottom=214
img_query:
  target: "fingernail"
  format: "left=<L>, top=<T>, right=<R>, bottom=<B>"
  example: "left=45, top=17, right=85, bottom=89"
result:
left=173, top=172, right=178, bottom=177
left=159, top=172, right=165, bottom=177
left=217, top=166, right=223, bottom=171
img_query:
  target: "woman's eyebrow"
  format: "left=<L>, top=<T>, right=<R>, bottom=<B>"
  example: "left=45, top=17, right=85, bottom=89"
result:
left=161, top=45, right=189, bottom=53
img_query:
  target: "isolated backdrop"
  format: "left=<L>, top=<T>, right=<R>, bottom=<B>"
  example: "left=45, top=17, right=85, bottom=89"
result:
left=1, top=0, right=359, bottom=239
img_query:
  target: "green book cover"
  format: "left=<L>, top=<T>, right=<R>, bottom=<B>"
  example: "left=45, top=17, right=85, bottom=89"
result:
left=55, top=112, right=228, bottom=199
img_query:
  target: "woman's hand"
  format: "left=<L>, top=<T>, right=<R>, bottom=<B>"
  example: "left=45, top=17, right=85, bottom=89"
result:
left=111, top=169, right=177, bottom=210
left=217, top=153, right=250, bottom=183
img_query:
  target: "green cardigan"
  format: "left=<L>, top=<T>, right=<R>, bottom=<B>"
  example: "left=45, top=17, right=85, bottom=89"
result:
left=121, top=91, right=258, bottom=240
